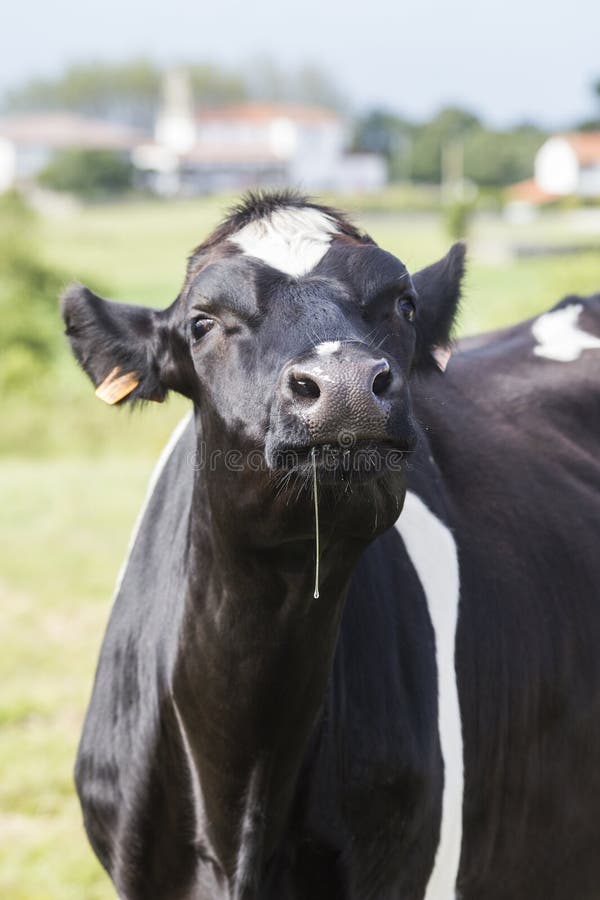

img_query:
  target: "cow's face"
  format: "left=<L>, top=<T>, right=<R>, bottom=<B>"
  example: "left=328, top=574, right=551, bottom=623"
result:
left=62, top=194, right=464, bottom=540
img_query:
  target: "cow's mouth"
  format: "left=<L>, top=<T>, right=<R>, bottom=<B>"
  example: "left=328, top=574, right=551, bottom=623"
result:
left=271, top=439, right=408, bottom=484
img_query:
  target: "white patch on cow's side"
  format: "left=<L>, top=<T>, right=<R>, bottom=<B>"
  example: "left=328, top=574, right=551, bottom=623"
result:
left=315, top=340, right=341, bottom=356
left=395, top=491, right=463, bottom=900
left=231, top=206, right=339, bottom=277
left=532, top=303, right=600, bottom=362
left=110, top=410, right=193, bottom=604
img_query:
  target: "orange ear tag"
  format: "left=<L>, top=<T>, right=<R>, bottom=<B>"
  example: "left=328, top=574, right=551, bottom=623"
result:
left=95, top=367, right=140, bottom=404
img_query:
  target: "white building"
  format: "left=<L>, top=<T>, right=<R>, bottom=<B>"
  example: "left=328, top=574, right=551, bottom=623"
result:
left=134, top=88, right=387, bottom=196
left=0, top=113, right=143, bottom=191
left=0, top=74, right=387, bottom=197
left=535, top=132, right=600, bottom=198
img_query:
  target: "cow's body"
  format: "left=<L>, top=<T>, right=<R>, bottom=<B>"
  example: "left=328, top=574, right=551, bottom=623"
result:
left=74, top=288, right=600, bottom=900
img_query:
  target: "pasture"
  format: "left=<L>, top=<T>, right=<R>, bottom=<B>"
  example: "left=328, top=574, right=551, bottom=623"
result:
left=1, top=195, right=599, bottom=898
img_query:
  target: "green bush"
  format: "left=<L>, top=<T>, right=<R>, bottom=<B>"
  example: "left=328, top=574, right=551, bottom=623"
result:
left=0, top=192, right=65, bottom=393
left=38, top=148, right=134, bottom=199
left=405, top=107, right=547, bottom=187
left=462, top=126, right=546, bottom=187
left=443, top=200, right=475, bottom=240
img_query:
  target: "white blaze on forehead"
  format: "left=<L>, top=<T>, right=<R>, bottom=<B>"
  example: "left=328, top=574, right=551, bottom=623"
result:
left=315, top=340, right=341, bottom=356
left=230, top=206, right=340, bottom=277
left=532, top=303, right=600, bottom=362
left=395, top=491, right=463, bottom=900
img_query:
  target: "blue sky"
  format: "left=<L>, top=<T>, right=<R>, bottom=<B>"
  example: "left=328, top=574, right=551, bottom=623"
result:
left=3, top=0, right=599, bottom=127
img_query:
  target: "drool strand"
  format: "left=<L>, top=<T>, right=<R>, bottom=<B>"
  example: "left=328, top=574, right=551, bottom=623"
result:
left=311, top=447, right=320, bottom=599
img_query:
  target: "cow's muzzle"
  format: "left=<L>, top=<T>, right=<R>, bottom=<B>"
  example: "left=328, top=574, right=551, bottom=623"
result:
left=278, top=343, right=411, bottom=445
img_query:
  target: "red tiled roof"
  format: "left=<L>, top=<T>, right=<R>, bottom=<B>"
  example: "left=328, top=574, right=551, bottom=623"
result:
left=561, top=132, right=600, bottom=166
left=197, top=102, right=339, bottom=125
left=0, top=113, right=145, bottom=149
left=506, top=178, right=558, bottom=204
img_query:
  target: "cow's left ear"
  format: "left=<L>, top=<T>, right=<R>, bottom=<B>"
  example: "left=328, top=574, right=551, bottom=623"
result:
left=411, top=242, right=466, bottom=372
left=61, top=284, right=187, bottom=405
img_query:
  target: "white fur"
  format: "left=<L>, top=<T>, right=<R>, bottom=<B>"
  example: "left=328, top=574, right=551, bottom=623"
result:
left=315, top=340, right=341, bottom=356
left=395, top=491, right=463, bottom=900
left=532, top=303, right=600, bottom=362
left=110, top=411, right=193, bottom=604
left=112, top=418, right=465, bottom=894
left=231, top=206, right=339, bottom=277
left=307, top=364, right=335, bottom=383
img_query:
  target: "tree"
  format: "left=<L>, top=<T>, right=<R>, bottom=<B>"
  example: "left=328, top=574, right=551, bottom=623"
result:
left=4, top=59, right=161, bottom=127
left=242, top=57, right=346, bottom=110
left=352, top=109, right=413, bottom=179
left=291, top=63, right=347, bottom=111
left=0, top=192, right=65, bottom=392
left=408, top=106, right=481, bottom=182
left=462, top=125, right=547, bottom=186
left=2, top=57, right=344, bottom=123
left=187, top=64, right=248, bottom=107
left=3, top=59, right=248, bottom=127
left=576, top=76, right=600, bottom=131
left=38, top=149, right=134, bottom=198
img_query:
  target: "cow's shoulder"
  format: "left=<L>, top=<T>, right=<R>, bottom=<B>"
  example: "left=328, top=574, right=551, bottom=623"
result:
left=409, top=292, right=600, bottom=596
left=75, top=411, right=197, bottom=868
left=453, top=292, right=600, bottom=379
left=111, top=409, right=196, bottom=624
left=429, top=294, right=600, bottom=446
left=79, top=407, right=196, bottom=708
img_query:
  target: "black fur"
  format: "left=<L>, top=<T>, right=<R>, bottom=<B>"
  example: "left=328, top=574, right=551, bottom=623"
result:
left=412, top=240, right=466, bottom=370
left=63, top=193, right=600, bottom=900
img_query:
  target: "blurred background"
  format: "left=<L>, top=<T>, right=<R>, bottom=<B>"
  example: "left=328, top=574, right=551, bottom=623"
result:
left=1, top=1, right=599, bottom=897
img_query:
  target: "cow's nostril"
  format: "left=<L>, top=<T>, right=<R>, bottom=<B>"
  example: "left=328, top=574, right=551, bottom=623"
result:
left=290, top=375, right=321, bottom=400
left=372, top=364, right=392, bottom=396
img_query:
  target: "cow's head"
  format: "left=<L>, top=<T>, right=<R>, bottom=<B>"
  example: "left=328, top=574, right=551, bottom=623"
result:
left=62, top=192, right=464, bottom=542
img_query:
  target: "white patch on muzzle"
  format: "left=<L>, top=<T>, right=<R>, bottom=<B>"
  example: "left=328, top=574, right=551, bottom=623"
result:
left=315, top=340, right=341, bottom=356
left=231, top=206, right=340, bottom=277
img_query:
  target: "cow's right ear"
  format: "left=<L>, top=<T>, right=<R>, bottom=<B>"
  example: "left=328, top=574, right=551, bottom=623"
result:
left=61, top=283, right=175, bottom=405
left=411, top=242, right=466, bottom=373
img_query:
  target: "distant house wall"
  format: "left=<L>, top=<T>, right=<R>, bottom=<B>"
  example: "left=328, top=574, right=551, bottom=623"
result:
left=0, top=141, right=54, bottom=188
left=182, top=107, right=384, bottom=194
left=155, top=112, right=196, bottom=155
left=534, top=133, right=600, bottom=198
left=289, top=121, right=347, bottom=188
left=0, top=105, right=388, bottom=198
left=177, top=160, right=287, bottom=196
left=0, top=114, right=143, bottom=192
left=194, top=114, right=348, bottom=188
left=0, top=138, right=16, bottom=191
left=197, top=119, right=274, bottom=149
left=579, top=164, right=600, bottom=197
left=535, top=138, right=579, bottom=195
left=15, top=145, right=56, bottom=180
left=155, top=69, right=196, bottom=155
left=331, top=153, right=388, bottom=193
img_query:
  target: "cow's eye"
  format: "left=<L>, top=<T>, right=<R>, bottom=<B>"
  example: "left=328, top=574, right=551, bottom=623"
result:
left=190, top=316, right=215, bottom=342
left=398, top=298, right=416, bottom=322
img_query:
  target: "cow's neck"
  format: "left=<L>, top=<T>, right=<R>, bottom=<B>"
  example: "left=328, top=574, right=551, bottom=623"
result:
left=171, top=456, right=368, bottom=893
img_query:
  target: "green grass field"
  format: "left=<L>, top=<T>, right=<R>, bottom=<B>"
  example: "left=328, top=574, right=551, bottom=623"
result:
left=1, top=195, right=599, bottom=898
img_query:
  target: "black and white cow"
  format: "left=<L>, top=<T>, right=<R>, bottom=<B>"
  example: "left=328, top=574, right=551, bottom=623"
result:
left=62, top=192, right=600, bottom=900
